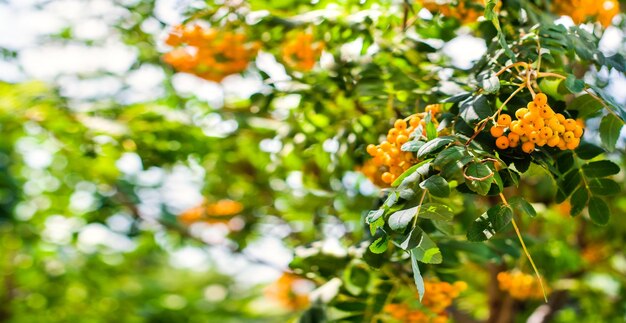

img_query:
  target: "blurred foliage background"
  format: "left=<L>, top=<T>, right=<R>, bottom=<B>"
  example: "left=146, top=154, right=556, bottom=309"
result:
left=0, top=0, right=625, bottom=322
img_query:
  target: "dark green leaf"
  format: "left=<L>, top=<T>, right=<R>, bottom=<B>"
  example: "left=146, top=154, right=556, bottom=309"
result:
left=464, top=162, right=494, bottom=196
left=582, top=160, right=620, bottom=178
left=568, top=94, right=603, bottom=119
left=419, top=175, right=450, bottom=198
left=575, top=142, right=604, bottom=159
left=433, top=146, right=470, bottom=168
left=369, top=235, right=389, bottom=254
left=599, top=114, right=623, bottom=151
left=401, top=140, right=425, bottom=152
left=588, top=178, right=621, bottom=196
left=508, top=196, right=536, bottom=217
left=570, top=187, right=589, bottom=216
left=588, top=197, right=610, bottom=225
left=459, top=95, right=492, bottom=125
left=403, top=228, right=442, bottom=264
left=467, top=204, right=513, bottom=242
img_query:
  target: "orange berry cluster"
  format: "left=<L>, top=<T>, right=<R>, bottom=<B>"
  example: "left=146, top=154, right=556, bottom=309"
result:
left=365, top=106, right=441, bottom=186
left=497, top=271, right=545, bottom=300
left=384, top=280, right=467, bottom=323
left=264, top=273, right=313, bottom=311
left=179, top=199, right=244, bottom=224
left=418, top=0, right=499, bottom=24
left=281, top=32, right=324, bottom=71
left=163, top=24, right=259, bottom=82
left=553, top=0, right=619, bottom=27
left=489, top=93, right=584, bottom=154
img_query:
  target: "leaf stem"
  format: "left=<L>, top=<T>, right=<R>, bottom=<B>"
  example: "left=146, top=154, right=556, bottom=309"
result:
left=499, top=192, right=548, bottom=302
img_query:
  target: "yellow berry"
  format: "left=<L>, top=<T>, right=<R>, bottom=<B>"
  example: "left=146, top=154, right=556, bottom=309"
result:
left=539, top=127, right=553, bottom=139
left=534, top=93, right=548, bottom=106
left=539, top=105, right=555, bottom=118
left=394, top=119, right=407, bottom=130
left=382, top=172, right=394, bottom=184
left=396, top=135, right=408, bottom=145
left=496, top=136, right=510, bottom=149
left=366, top=144, right=378, bottom=156
left=409, top=116, right=421, bottom=128
left=556, top=113, right=566, bottom=123
left=515, top=108, right=528, bottom=119
left=528, top=131, right=539, bottom=143
left=547, top=117, right=560, bottom=129
left=563, top=131, right=575, bottom=143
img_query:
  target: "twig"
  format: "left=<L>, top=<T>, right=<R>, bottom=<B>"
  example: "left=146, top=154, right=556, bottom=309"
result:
left=499, top=193, right=548, bottom=302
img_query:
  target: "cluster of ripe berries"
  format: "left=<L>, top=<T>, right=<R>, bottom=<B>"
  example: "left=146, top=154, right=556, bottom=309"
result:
left=384, top=280, right=467, bottom=323
left=489, top=93, right=584, bottom=154
left=163, top=24, right=260, bottom=82
left=365, top=105, right=441, bottom=185
left=497, top=271, right=546, bottom=300
left=179, top=199, right=244, bottom=224
left=264, top=273, right=313, bottom=311
left=553, top=0, right=619, bottom=27
left=419, top=0, right=499, bottom=24
left=281, top=32, right=324, bottom=71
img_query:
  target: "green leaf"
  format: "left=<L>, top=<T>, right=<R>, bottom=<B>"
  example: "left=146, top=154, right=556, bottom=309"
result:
left=582, top=160, right=620, bottom=178
left=565, top=74, right=585, bottom=93
left=557, top=170, right=582, bottom=199
left=369, top=216, right=385, bottom=235
left=588, top=197, right=610, bottom=225
left=401, top=140, right=425, bottom=152
left=568, top=94, right=603, bottom=119
left=369, top=234, right=389, bottom=254
left=467, top=204, right=513, bottom=242
left=417, top=136, right=455, bottom=158
left=410, top=249, right=425, bottom=301
left=588, top=178, right=621, bottom=196
left=599, top=114, right=623, bottom=151
left=433, top=146, right=469, bottom=168
left=508, top=196, right=536, bottom=217
left=392, top=159, right=432, bottom=187
left=481, top=74, right=500, bottom=94
left=570, top=187, right=589, bottom=216
left=388, top=207, right=418, bottom=231
left=575, top=142, right=604, bottom=160
left=366, top=209, right=384, bottom=224
left=419, top=175, right=450, bottom=198
left=402, top=228, right=442, bottom=264
left=419, top=203, right=454, bottom=221
left=459, top=95, right=493, bottom=125
left=464, top=162, right=494, bottom=196
left=589, top=85, right=626, bottom=121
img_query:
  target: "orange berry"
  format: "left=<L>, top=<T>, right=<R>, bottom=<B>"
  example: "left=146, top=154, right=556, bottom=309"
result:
left=563, top=131, right=575, bottom=143
left=557, top=139, right=567, bottom=150
left=522, top=141, right=535, bottom=153
left=566, top=137, right=580, bottom=150
left=527, top=101, right=538, bottom=111
left=496, top=136, right=510, bottom=149
left=539, top=105, right=555, bottom=118
left=564, top=119, right=577, bottom=131
left=556, top=113, right=566, bottom=123
left=573, top=125, right=583, bottom=138
left=536, top=138, right=547, bottom=147
left=409, top=116, right=421, bottom=128
left=547, top=135, right=560, bottom=147
left=528, top=131, right=539, bottom=143
left=497, top=114, right=512, bottom=126
left=394, top=119, right=407, bottom=130
left=539, top=127, right=553, bottom=139
left=511, top=122, right=524, bottom=135
left=523, top=112, right=538, bottom=123
left=547, top=117, right=560, bottom=129
left=508, top=133, right=520, bottom=147
left=380, top=141, right=391, bottom=150
left=366, top=144, right=378, bottom=156
left=490, top=125, right=505, bottom=138
left=532, top=117, right=545, bottom=129
left=396, top=135, right=409, bottom=145
left=576, top=119, right=585, bottom=128
left=381, top=172, right=394, bottom=184
left=534, top=93, right=548, bottom=106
